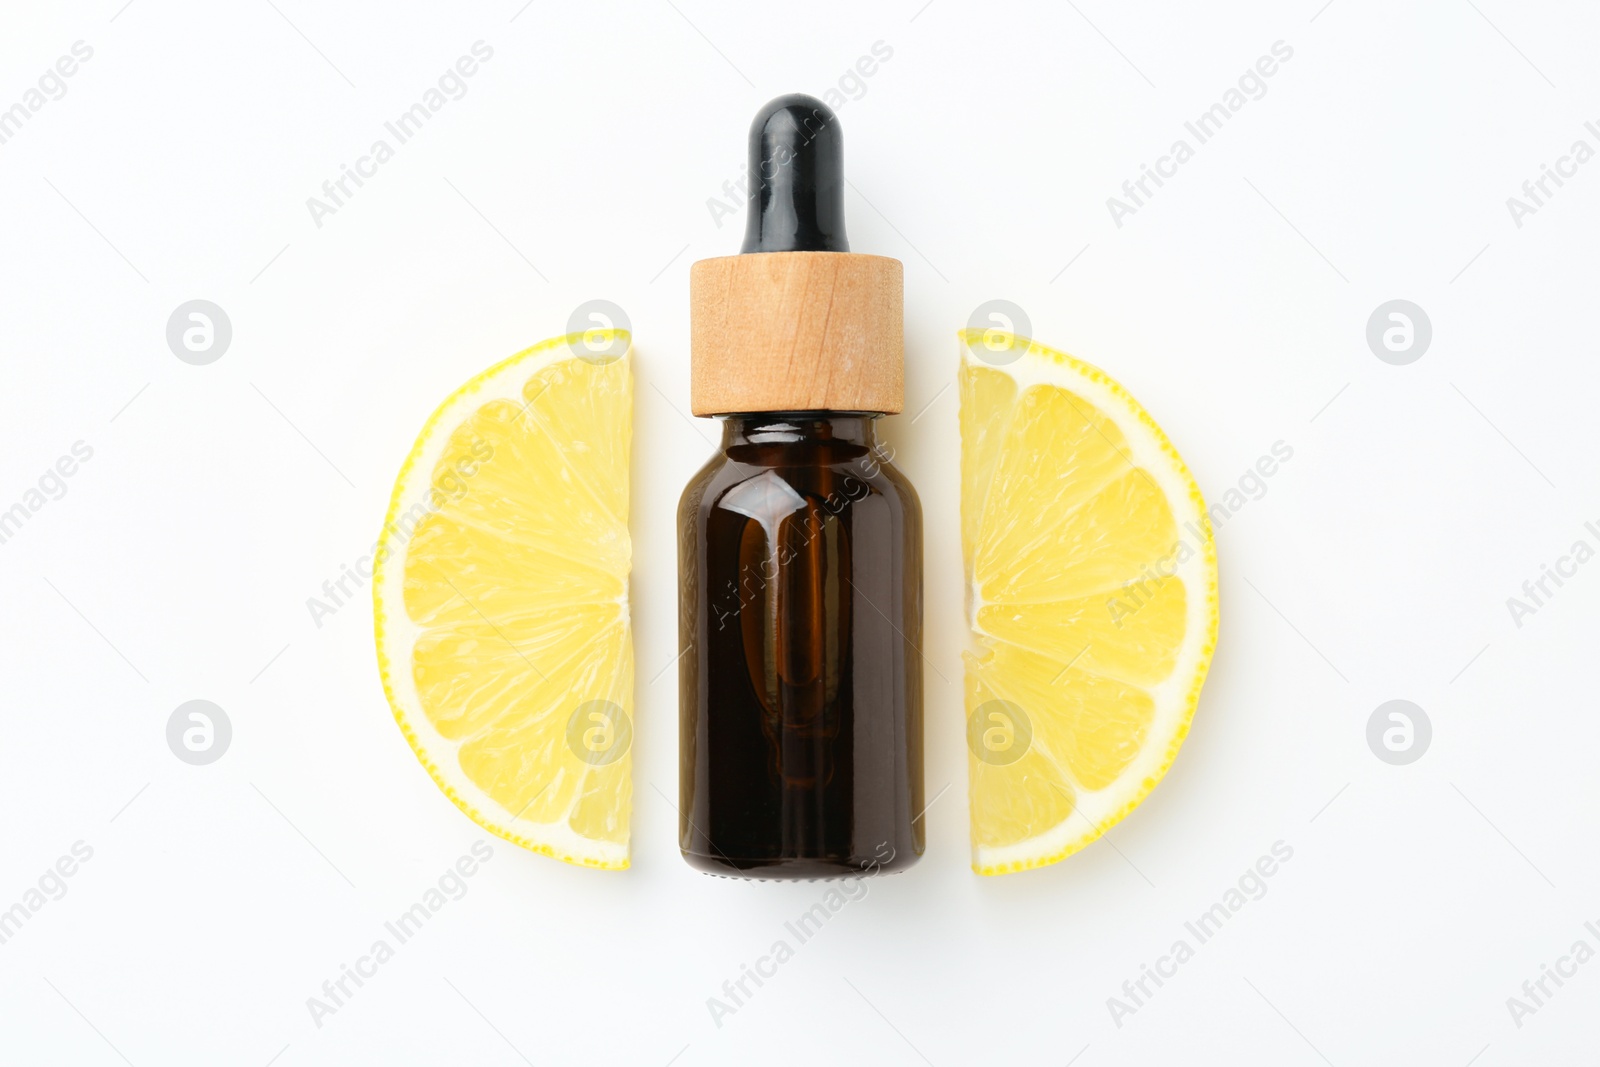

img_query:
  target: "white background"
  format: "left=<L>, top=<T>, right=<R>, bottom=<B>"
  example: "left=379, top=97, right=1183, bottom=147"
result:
left=2, top=1, right=1597, bottom=1063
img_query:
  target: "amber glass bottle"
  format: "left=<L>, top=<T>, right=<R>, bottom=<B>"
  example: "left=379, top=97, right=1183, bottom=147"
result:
left=678, top=95, right=924, bottom=878
left=679, top=412, right=923, bottom=878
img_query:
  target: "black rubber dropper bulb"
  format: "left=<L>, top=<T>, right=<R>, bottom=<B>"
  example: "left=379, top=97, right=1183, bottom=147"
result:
left=740, top=93, right=850, bottom=254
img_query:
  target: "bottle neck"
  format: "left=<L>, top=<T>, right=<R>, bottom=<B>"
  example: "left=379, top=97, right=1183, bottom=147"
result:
left=718, top=412, right=879, bottom=450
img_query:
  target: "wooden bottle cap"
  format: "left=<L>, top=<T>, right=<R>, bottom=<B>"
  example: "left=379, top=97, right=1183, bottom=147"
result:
left=689, top=251, right=903, bottom=416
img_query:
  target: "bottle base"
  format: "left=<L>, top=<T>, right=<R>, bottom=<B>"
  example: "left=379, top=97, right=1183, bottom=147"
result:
left=680, top=847, right=921, bottom=882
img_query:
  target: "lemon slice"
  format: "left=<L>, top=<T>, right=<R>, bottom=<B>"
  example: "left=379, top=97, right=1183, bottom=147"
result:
left=959, top=330, right=1217, bottom=875
left=374, top=332, right=633, bottom=869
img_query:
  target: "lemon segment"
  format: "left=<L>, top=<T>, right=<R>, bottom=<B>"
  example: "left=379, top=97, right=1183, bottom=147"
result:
left=374, top=333, right=633, bottom=869
left=959, top=331, right=1217, bottom=875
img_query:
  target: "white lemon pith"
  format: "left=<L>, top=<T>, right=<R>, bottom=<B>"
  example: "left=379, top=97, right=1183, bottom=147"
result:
left=374, top=332, right=634, bottom=869
left=960, top=330, right=1218, bottom=876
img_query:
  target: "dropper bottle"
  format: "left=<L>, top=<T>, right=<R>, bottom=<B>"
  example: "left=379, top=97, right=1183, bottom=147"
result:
left=677, top=93, right=924, bottom=879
